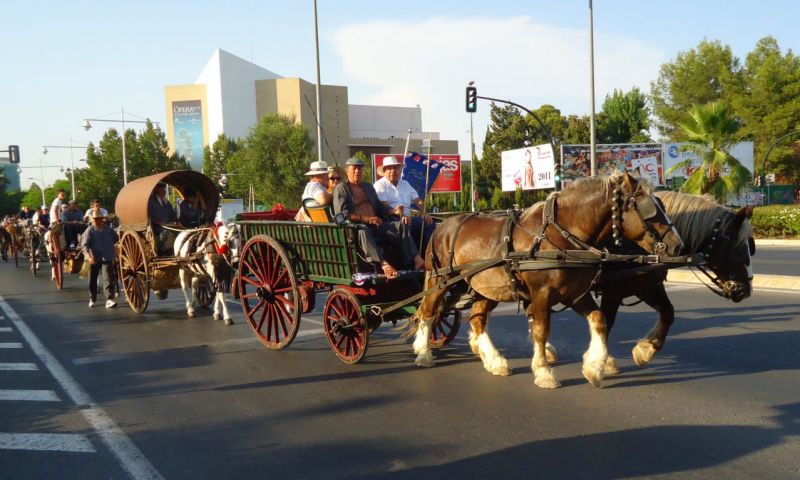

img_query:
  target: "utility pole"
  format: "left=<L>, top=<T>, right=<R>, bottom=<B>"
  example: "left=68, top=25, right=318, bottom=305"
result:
left=589, top=0, right=597, bottom=177
left=312, top=0, right=324, bottom=163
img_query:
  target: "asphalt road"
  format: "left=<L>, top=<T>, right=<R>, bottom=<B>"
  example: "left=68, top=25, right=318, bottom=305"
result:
left=752, top=246, right=800, bottom=277
left=1, top=261, right=798, bottom=479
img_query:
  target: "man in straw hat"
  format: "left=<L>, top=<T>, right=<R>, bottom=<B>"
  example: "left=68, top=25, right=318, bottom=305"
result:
left=295, top=160, right=333, bottom=222
left=81, top=210, right=119, bottom=308
left=374, top=155, right=436, bottom=253
left=333, top=157, right=424, bottom=278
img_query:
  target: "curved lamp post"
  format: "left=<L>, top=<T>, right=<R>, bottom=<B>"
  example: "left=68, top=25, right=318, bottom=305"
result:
left=760, top=130, right=800, bottom=205
left=82, top=108, right=161, bottom=185
left=42, top=140, right=88, bottom=201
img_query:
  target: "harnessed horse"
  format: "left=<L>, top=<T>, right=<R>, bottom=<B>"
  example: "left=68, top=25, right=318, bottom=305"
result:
left=174, top=223, right=239, bottom=325
left=590, top=191, right=755, bottom=374
left=409, top=172, right=683, bottom=389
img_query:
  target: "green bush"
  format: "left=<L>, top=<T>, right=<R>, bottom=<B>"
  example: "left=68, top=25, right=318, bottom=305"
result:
left=751, top=205, right=800, bottom=238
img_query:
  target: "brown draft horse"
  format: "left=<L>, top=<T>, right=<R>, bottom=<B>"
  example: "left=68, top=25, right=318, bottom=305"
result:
left=411, top=172, right=683, bottom=389
left=590, top=191, right=755, bottom=374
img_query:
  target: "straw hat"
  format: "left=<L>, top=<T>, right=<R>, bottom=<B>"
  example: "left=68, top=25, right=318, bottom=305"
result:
left=377, top=156, right=403, bottom=176
left=305, top=160, right=329, bottom=176
left=90, top=210, right=107, bottom=220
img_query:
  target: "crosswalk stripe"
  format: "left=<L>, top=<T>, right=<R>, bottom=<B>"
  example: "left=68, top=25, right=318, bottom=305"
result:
left=0, top=390, right=60, bottom=401
left=0, top=327, right=12, bottom=332
left=0, top=433, right=96, bottom=453
left=0, top=363, right=38, bottom=371
left=0, top=342, right=23, bottom=348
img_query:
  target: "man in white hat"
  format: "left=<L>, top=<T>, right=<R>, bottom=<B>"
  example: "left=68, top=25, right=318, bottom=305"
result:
left=295, top=160, right=333, bottom=221
left=81, top=210, right=119, bottom=308
left=374, top=155, right=435, bottom=253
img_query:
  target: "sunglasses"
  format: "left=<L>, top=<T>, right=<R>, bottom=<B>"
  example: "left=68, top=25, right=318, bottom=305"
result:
left=329, top=177, right=341, bottom=181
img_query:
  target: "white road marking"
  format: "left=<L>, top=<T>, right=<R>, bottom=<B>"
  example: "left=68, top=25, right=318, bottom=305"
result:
left=0, top=363, right=38, bottom=371
left=0, top=342, right=23, bottom=348
left=0, top=295, right=164, bottom=480
left=0, top=433, right=96, bottom=453
left=0, top=327, right=12, bottom=332
left=0, top=389, right=60, bottom=401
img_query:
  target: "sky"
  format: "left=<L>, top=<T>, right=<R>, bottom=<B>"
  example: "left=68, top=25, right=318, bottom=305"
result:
left=3, top=0, right=800, bottom=190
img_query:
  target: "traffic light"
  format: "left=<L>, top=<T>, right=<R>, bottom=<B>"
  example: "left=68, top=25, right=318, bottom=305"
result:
left=554, top=161, right=562, bottom=191
left=466, top=86, right=477, bottom=113
left=8, top=145, right=19, bottom=163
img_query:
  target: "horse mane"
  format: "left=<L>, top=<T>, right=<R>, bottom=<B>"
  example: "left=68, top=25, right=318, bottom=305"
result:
left=656, top=191, right=752, bottom=254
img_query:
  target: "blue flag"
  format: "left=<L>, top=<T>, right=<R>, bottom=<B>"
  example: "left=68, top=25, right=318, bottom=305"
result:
left=402, top=152, right=444, bottom=200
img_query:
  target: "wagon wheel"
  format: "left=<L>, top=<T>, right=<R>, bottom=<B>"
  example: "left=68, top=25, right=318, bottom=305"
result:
left=118, top=232, right=150, bottom=314
left=50, top=233, right=63, bottom=290
left=238, top=235, right=300, bottom=350
left=430, top=309, right=462, bottom=348
left=194, top=277, right=216, bottom=308
left=323, top=288, right=369, bottom=364
left=13, top=236, right=19, bottom=268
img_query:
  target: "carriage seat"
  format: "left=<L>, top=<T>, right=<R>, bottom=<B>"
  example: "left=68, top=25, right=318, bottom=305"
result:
left=302, top=198, right=334, bottom=223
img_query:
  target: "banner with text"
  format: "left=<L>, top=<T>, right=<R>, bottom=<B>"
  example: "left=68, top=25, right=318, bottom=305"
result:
left=372, top=153, right=462, bottom=194
left=172, top=100, right=204, bottom=171
left=663, top=141, right=754, bottom=180
left=500, top=144, right=555, bottom=191
left=561, top=143, right=663, bottom=186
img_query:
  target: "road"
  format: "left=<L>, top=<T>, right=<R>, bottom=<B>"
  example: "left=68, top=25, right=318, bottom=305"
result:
left=1, top=261, right=799, bottom=479
left=752, top=246, right=800, bottom=277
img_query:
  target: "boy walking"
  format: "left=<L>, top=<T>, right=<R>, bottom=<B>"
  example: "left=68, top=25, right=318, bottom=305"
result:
left=81, top=211, right=119, bottom=308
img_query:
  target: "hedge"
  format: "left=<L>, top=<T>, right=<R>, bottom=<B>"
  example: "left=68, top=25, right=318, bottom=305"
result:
left=751, top=205, right=800, bottom=238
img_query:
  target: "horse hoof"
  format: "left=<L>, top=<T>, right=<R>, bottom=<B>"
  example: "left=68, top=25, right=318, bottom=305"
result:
left=485, top=356, right=511, bottom=376
left=533, top=371, right=561, bottom=389
left=582, top=363, right=605, bottom=388
left=213, top=313, right=222, bottom=321
left=414, top=351, right=434, bottom=368
left=545, top=343, right=558, bottom=365
left=187, top=310, right=196, bottom=318
left=604, top=356, right=621, bottom=375
left=224, top=318, right=234, bottom=326
left=632, top=342, right=656, bottom=367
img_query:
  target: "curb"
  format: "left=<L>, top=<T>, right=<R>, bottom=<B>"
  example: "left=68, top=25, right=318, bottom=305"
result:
left=667, top=270, right=800, bottom=292
left=754, top=239, right=800, bottom=246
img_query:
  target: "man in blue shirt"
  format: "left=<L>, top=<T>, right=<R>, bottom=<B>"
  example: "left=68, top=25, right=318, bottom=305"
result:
left=61, top=200, right=86, bottom=250
left=81, top=211, right=119, bottom=308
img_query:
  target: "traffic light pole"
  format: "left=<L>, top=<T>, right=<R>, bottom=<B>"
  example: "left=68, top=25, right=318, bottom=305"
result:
left=474, top=94, right=560, bottom=190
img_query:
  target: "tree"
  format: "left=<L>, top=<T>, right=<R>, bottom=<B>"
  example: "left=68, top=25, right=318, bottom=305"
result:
left=203, top=134, right=239, bottom=187
left=668, top=101, right=751, bottom=201
left=734, top=37, right=800, bottom=182
left=225, top=114, right=314, bottom=207
left=21, top=184, right=45, bottom=210
left=597, top=88, right=652, bottom=143
left=651, top=40, right=744, bottom=139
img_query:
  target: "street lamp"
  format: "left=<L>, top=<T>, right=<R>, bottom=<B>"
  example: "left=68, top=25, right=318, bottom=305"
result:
left=82, top=108, right=161, bottom=185
left=759, top=130, right=800, bottom=205
left=42, top=140, right=87, bottom=201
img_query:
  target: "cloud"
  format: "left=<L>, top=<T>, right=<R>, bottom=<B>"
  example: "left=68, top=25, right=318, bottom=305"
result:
left=332, top=16, right=665, bottom=156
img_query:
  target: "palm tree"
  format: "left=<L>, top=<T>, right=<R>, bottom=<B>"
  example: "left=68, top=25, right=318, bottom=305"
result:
left=667, top=101, right=751, bottom=202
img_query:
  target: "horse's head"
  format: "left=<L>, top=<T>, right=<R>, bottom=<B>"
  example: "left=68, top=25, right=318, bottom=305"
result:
left=612, top=172, right=683, bottom=257
left=212, top=222, right=240, bottom=261
left=702, top=206, right=754, bottom=302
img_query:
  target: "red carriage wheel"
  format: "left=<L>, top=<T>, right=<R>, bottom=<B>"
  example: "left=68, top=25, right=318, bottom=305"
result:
left=429, top=309, right=462, bottom=348
left=238, top=235, right=301, bottom=350
left=50, top=234, right=63, bottom=290
left=323, top=288, right=369, bottom=364
left=118, top=232, right=150, bottom=314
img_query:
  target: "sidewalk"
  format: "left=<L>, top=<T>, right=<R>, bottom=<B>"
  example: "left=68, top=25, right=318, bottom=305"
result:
left=667, top=238, right=800, bottom=291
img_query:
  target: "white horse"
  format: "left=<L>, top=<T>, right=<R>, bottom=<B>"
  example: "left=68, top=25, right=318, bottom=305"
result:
left=173, top=223, right=238, bottom=325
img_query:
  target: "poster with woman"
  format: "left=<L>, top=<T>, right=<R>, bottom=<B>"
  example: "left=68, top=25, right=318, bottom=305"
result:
left=501, top=144, right=555, bottom=191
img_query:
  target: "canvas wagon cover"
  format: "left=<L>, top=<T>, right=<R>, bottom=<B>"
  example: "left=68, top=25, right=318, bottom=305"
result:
left=115, top=170, right=219, bottom=228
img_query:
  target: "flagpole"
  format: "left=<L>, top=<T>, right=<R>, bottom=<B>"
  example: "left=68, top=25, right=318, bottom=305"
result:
left=420, top=132, right=433, bottom=251
left=403, top=129, right=412, bottom=160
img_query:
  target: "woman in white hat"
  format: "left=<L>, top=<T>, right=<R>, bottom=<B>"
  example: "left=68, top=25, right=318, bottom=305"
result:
left=295, top=160, right=333, bottom=222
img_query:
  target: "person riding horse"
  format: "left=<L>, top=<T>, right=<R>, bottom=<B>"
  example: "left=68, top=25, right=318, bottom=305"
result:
left=148, top=182, right=179, bottom=254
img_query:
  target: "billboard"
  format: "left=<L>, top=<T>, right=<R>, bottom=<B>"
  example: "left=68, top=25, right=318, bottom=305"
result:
left=561, top=143, right=663, bottom=185
left=663, top=141, right=754, bottom=180
left=372, top=153, right=462, bottom=193
left=172, top=100, right=204, bottom=171
left=501, top=144, right=555, bottom=191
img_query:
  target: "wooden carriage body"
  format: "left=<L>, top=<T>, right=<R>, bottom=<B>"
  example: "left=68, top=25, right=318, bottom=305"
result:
left=115, top=170, right=220, bottom=313
left=235, top=215, right=459, bottom=364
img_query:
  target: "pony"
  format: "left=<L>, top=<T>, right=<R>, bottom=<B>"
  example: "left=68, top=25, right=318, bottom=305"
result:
left=174, top=222, right=239, bottom=325
left=43, top=225, right=66, bottom=280
left=409, top=172, right=684, bottom=389
left=590, top=191, right=755, bottom=374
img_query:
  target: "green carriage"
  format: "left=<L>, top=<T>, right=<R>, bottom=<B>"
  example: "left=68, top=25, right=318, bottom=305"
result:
left=235, top=215, right=461, bottom=364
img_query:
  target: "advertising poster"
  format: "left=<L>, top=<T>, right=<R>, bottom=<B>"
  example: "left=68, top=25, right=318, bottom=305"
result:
left=372, top=153, right=462, bottom=194
left=663, top=142, right=754, bottom=180
left=561, top=143, right=663, bottom=185
left=500, top=144, right=555, bottom=191
left=172, top=100, right=204, bottom=171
